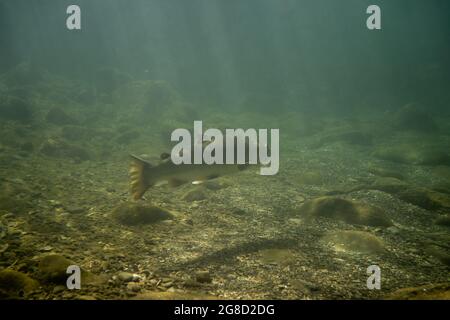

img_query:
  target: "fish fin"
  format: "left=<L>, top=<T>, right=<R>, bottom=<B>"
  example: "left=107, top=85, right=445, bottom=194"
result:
left=168, top=178, right=187, bottom=187
left=192, top=180, right=204, bottom=185
left=129, top=154, right=153, bottom=200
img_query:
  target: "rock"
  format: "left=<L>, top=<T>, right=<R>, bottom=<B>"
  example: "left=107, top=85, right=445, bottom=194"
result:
left=322, top=230, right=385, bottom=254
left=367, top=166, right=405, bottom=180
left=52, top=285, right=66, bottom=294
left=38, top=254, right=74, bottom=284
left=195, top=271, right=212, bottom=284
left=112, top=203, right=173, bottom=226
left=117, top=272, right=141, bottom=283
left=385, top=283, right=450, bottom=300
left=290, top=279, right=320, bottom=294
left=0, top=96, right=33, bottom=123
left=298, top=196, right=392, bottom=227
left=435, top=215, right=450, bottom=227
left=76, top=295, right=97, bottom=300
left=40, top=138, right=91, bottom=161
left=132, top=291, right=218, bottom=300
left=45, top=107, right=77, bottom=125
left=202, top=180, right=227, bottom=191
left=64, top=205, right=85, bottom=214
left=259, top=249, right=295, bottom=265
left=38, top=254, right=101, bottom=286
left=370, top=177, right=409, bottom=194
left=127, top=282, right=142, bottom=292
left=0, top=269, right=39, bottom=299
left=372, top=144, right=450, bottom=166
left=396, top=188, right=450, bottom=210
left=425, top=245, right=450, bottom=267
left=391, top=104, right=438, bottom=133
left=182, top=189, right=207, bottom=202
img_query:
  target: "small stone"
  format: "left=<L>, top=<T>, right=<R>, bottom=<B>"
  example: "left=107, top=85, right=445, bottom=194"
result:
left=52, top=285, right=66, bottom=294
left=112, top=203, right=173, bottom=226
left=127, top=282, right=142, bottom=292
left=195, top=271, right=212, bottom=284
left=117, top=272, right=141, bottom=282
left=65, top=206, right=85, bottom=214
left=182, top=189, right=207, bottom=202
left=0, top=269, right=39, bottom=298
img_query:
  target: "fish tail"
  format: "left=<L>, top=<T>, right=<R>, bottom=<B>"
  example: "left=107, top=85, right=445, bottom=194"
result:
left=129, top=154, right=153, bottom=200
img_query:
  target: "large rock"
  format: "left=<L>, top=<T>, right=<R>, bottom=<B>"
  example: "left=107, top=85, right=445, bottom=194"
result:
left=37, top=254, right=103, bottom=286
left=391, top=104, right=438, bottom=133
left=0, top=96, right=33, bottom=123
left=298, top=196, right=392, bottom=227
left=385, top=283, right=450, bottom=300
left=112, top=203, right=173, bottom=226
left=322, top=230, right=385, bottom=254
left=372, top=144, right=450, bottom=166
left=38, top=254, right=75, bottom=284
left=0, top=269, right=39, bottom=299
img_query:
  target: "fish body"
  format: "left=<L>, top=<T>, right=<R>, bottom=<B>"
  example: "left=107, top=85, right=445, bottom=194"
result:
left=129, top=153, right=248, bottom=200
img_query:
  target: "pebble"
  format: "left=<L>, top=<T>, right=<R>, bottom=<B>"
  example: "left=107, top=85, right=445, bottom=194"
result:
left=195, top=271, right=212, bottom=283
left=52, top=285, right=66, bottom=294
left=117, top=272, right=141, bottom=282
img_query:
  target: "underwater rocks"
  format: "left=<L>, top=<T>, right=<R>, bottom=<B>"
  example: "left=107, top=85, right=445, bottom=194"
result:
left=372, top=143, right=450, bottom=166
left=298, top=196, right=392, bottom=227
left=112, top=203, right=173, bottom=226
left=0, top=269, right=39, bottom=299
left=435, top=215, right=450, bottom=227
left=132, top=291, right=218, bottom=300
left=368, top=178, right=450, bottom=211
left=0, top=96, right=33, bottom=123
left=391, top=104, right=439, bottom=133
left=116, top=272, right=141, bottom=283
left=424, top=244, right=450, bottom=267
left=182, top=188, right=207, bottom=202
left=322, top=230, right=385, bottom=254
left=385, top=283, right=450, bottom=300
left=367, top=166, right=405, bottom=181
left=39, top=138, right=91, bottom=161
left=258, top=249, right=296, bottom=265
left=37, top=254, right=102, bottom=286
left=194, top=271, right=212, bottom=284
left=45, top=107, right=78, bottom=125
left=38, top=254, right=74, bottom=284
left=0, top=180, right=33, bottom=214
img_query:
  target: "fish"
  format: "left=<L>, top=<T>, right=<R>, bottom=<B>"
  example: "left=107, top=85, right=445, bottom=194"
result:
left=129, top=142, right=253, bottom=200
